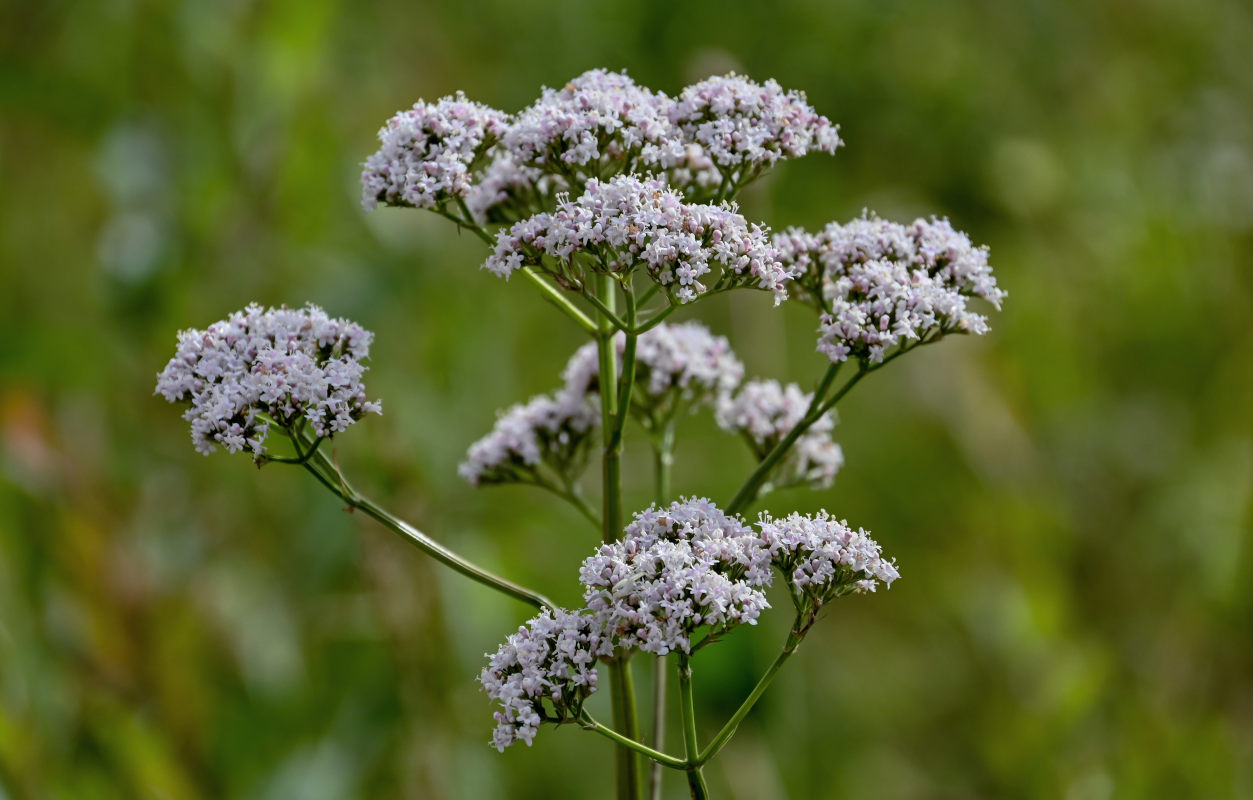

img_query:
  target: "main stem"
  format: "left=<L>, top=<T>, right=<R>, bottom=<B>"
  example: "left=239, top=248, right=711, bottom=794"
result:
left=649, top=425, right=675, bottom=800
left=677, top=653, right=710, bottom=799
left=597, top=275, right=641, bottom=800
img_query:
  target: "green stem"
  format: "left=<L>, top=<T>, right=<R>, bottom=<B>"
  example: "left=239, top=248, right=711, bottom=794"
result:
left=677, top=654, right=709, bottom=799
left=294, top=441, right=554, bottom=610
left=596, top=275, right=641, bottom=800
left=648, top=425, right=675, bottom=800
left=611, top=291, right=638, bottom=450
left=579, top=714, right=688, bottom=770
left=521, top=267, right=598, bottom=335
left=584, top=287, right=632, bottom=333
left=696, top=627, right=803, bottom=765
left=725, top=363, right=866, bottom=515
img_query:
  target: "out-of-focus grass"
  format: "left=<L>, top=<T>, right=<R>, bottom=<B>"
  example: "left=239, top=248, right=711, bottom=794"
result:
left=2, top=1, right=1251, bottom=797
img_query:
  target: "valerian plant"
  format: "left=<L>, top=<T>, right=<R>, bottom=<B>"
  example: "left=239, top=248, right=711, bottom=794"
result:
left=157, top=68, right=1004, bottom=799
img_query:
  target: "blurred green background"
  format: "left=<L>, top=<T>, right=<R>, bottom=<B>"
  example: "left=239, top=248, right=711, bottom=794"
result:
left=2, top=0, right=1251, bottom=797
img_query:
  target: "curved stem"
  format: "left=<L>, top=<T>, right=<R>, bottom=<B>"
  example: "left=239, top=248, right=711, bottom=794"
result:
left=295, top=439, right=554, bottom=611
left=579, top=714, right=688, bottom=770
left=696, top=626, right=804, bottom=765
left=677, top=653, right=709, bottom=799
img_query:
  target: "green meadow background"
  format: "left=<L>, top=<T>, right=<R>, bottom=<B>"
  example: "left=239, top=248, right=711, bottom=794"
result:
left=2, top=0, right=1251, bottom=797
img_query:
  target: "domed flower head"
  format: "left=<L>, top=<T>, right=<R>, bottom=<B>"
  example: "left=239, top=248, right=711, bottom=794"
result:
left=484, top=173, right=789, bottom=304
left=671, top=73, right=842, bottom=189
left=459, top=391, right=599, bottom=487
left=756, top=512, right=899, bottom=625
left=479, top=607, right=614, bottom=751
left=502, top=69, right=685, bottom=182
left=155, top=304, right=381, bottom=459
left=580, top=498, right=771, bottom=655
left=561, top=322, right=745, bottom=426
left=362, top=92, right=509, bottom=210
left=776, top=212, right=1006, bottom=364
left=716, top=379, right=843, bottom=490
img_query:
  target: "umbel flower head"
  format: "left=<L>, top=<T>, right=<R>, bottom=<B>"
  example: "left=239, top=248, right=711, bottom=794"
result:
left=580, top=498, right=772, bottom=655
left=502, top=68, right=685, bottom=181
left=757, top=511, right=899, bottom=615
left=671, top=73, right=842, bottom=183
left=716, top=379, right=843, bottom=490
left=155, top=304, right=381, bottom=458
left=458, top=391, right=599, bottom=486
left=485, top=173, right=789, bottom=304
left=561, top=322, right=745, bottom=422
left=775, top=212, right=1006, bottom=364
left=361, top=92, right=509, bottom=211
left=479, top=607, right=614, bottom=751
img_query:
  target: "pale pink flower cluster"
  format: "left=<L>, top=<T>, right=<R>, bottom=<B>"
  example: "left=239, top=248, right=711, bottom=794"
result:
left=670, top=74, right=842, bottom=175
left=479, top=607, right=612, bottom=751
left=502, top=69, right=685, bottom=177
left=776, top=213, right=1005, bottom=363
left=579, top=498, right=772, bottom=655
left=484, top=174, right=788, bottom=303
left=458, top=391, right=599, bottom=486
left=716, top=379, right=843, bottom=489
left=757, top=511, right=899, bottom=600
left=561, top=322, right=744, bottom=411
left=361, top=93, right=508, bottom=210
left=155, top=304, right=381, bottom=458
left=480, top=499, right=898, bottom=749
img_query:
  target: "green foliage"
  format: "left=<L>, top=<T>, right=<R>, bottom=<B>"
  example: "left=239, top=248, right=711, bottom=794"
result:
left=2, top=0, right=1251, bottom=797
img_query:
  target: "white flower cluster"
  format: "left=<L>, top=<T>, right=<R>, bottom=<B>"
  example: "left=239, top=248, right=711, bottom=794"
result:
left=776, top=213, right=1006, bottom=364
left=479, top=607, right=613, bottom=751
left=361, top=92, right=509, bottom=210
left=458, top=391, right=599, bottom=486
left=716, top=380, right=843, bottom=489
left=561, top=322, right=745, bottom=413
left=464, top=153, right=568, bottom=223
left=671, top=73, right=841, bottom=180
left=757, top=511, right=899, bottom=603
left=484, top=173, right=789, bottom=304
left=579, top=498, right=772, bottom=655
left=155, top=304, right=381, bottom=458
left=480, top=500, right=898, bottom=749
left=502, top=69, right=685, bottom=177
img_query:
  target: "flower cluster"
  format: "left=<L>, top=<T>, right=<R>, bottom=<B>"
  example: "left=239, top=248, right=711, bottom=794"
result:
left=716, top=380, right=843, bottom=489
left=464, top=153, right=568, bottom=223
left=776, top=213, right=1006, bottom=364
left=361, top=93, right=509, bottom=210
left=484, top=174, right=789, bottom=304
left=756, top=511, right=899, bottom=610
left=580, top=498, right=772, bottom=655
left=502, top=69, right=685, bottom=180
left=561, top=322, right=745, bottom=419
left=479, top=498, right=899, bottom=748
left=155, top=304, right=381, bottom=458
left=458, top=391, right=599, bottom=486
left=479, top=607, right=613, bottom=751
left=671, top=74, right=842, bottom=183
